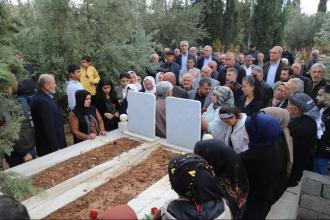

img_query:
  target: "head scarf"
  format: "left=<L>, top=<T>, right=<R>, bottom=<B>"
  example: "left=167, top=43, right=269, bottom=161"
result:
left=245, top=113, right=282, bottom=149
left=210, top=86, right=234, bottom=109
left=289, top=92, right=325, bottom=138
left=261, top=107, right=293, bottom=176
left=168, top=153, right=225, bottom=204
left=73, top=90, right=93, bottom=115
left=143, top=76, right=156, bottom=94
left=123, top=84, right=138, bottom=99
left=194, top=139, right=249, bottom=220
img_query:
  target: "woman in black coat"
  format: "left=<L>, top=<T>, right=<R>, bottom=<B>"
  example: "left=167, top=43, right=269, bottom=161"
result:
left=92, top=77, right=120, bottom=131
left=239, top=75, right=264, bottom=116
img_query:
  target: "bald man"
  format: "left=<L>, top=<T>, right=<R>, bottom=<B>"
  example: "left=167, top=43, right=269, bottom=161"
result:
left=163, top=72, right=188, bottom=99
left=30, top=74, right=66, bottom=156
left=192, top=66, right=220, bottom=90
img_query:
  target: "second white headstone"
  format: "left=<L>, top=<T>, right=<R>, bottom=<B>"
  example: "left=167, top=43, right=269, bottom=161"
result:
left=166, top=97, right=201, bottom=150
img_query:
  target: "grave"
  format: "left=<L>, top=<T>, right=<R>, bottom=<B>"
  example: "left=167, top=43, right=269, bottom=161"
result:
left=165, top=97, right=201, bottom=151
left=125, top=92, right=158, bottom=142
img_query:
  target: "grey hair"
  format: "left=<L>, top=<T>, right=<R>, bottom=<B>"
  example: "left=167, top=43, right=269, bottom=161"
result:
left=182, top=73, right=193, bottom=79
left=204, top=45, right=212, bottom=51
left=272, top=46, right=283, bottom=55
left=37, top=74, right=54, bottom=90
left=252, top=66, right=263, bottom=74
left=311, top=63, right=326, bottom=74
left=288, top=78, right=304, bottom=93
left=156, top=81, right=173, bottom=97
left=273, top=81, right=284, bottom=91
left=180, top=40, right=189, bottom=46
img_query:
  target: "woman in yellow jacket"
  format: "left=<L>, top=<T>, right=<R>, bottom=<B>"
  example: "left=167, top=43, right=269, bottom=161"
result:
left=80, top=56, right=100, bottom=95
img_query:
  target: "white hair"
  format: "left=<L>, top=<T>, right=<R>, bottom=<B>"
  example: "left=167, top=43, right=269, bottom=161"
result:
left=288, top=78, right=304, bottom=93
left=156, top=81, right=173, bottom=97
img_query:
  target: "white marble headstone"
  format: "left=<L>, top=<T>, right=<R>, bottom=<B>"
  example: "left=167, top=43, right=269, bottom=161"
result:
left=127, top=92, right=156, bottom=139
left=165, top=97, right=201, bottom=150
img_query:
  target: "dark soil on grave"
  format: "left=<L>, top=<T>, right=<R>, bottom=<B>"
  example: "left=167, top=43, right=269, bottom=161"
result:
left=46, top=147, right=176, bottom=219
left=33, top=137, right=142, bottom=190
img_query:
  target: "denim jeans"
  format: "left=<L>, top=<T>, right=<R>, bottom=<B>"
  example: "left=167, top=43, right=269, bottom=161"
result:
left=313, top=158, right=329, bottom=175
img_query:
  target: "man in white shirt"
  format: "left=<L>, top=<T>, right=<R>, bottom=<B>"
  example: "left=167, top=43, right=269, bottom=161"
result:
left=242, top=55, right=255, bottom=76
left=263, top=46, right=285, bottom=87
left=66, top=64, right=84, bottom=111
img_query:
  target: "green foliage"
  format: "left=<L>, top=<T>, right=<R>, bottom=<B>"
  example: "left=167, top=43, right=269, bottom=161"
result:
left=251, top=0, right=284, bottom=53
left=318, top=0, right=327, bottom=13
left=222, top=0, right=239, bottom=51
left=284, top=6, right=325, bottom=52
left=314, top=14, right=330, bottom=53
left=143, top=0, right=207, bottom=48
left=0, top=171, right=43, bottom=201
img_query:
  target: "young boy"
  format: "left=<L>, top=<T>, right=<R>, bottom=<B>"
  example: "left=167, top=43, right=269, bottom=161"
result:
left=80, top=56, right=100, bottom=95
left=115, top=72, right=130, bottom=103
left=66, top=64, right=84, bottom=111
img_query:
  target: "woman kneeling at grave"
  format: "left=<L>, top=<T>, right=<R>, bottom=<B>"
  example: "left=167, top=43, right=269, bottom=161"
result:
left=69, top=90, right=107, bottom=144
left=159, top=153, right=233, bottom=220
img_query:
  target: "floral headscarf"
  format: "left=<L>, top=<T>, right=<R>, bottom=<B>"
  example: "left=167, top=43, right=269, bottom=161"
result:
left=211, top=86, right=234, bottom=109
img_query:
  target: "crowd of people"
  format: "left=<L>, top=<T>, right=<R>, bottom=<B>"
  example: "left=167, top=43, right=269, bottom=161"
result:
left=1, top=41, right=330, bottom=219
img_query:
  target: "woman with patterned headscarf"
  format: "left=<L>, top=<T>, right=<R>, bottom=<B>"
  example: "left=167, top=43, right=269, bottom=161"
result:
left=161, top=153, right=232, bottom=220
left=202, top=86, right=234, bottom=124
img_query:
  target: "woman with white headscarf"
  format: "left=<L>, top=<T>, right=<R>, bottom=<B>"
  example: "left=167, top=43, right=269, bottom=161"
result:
left=128, top=71, right=142, bottom=91
left=142, top=76, right=156, bottom=95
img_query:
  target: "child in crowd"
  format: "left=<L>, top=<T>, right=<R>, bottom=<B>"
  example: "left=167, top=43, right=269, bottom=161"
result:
left=80, top=56, right=100, bottom=96
left=66, top=64, right=84, bottom=111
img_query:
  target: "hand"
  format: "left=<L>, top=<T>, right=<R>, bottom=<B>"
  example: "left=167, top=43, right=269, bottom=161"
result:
left=100, top=130, right=108, bottom=136
left=88, top=133, right=97, bottom=139
left=114, top=112, right=120, bottom=117
left=104, top=113, right=114, bottom=120
left=23, top=153, right=33, bottom=162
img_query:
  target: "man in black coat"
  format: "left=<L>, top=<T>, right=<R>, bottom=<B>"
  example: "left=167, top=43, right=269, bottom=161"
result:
left=197, top=45, right=219, bottom=70
left=218, top=52, right=246, bottom=85
left=263, top=46, right=286, bottom=87
left=30, top=74, right=66, bottom=157
left=287, top=92, right=318, bottom=187
left=305, top=63, right=328, bottom=103
left=158, top=50, right=181, bottom=85
left=252, top=66, right=274, bottom=106
left=175, top=40, right=196, bottom=71
left=282, top=47, right=294, bottom=65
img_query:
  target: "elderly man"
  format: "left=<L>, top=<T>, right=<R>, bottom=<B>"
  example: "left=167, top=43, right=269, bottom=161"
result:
left=305, top=63, right=328, bottom=102
left=268, top=82, right=288, bottom=108
left=30, top=74, right=66, bottom=157
left=291, top=63, right=309, bottom=85
left=251, top=66, right=273, bottom=106
left=189, top=46, right=200, bottom=61
left=182, top=73, right=194, bottom=91
left=176, top=41, right=195, bottom=72
left=208, top=60, right=219, bottom=80
left=306, top=49, right=320, bottom=72
left=237, top=53, right=245, bottom=66
left=263, top=46, right=285, bottom=87
left=192, top=66, right=220, bottom=89
left=155, top=81, right=173, bottom=138
left=188, top=78, right=212, bottom=110
left=158, top=50, right=181, bottom=84
left=286, top=78, right=305, bottom=97
left=197, top=45, right=219, bottom=69
left=178, top=57, right=200, bottom=85
left=174, top=48, right=181, bottom=57
left=257, top=52, right=265, bottom=68
left=218, top=52, right=246, bottom=85
left=163, top=72, right=188, bottom=99
left=287, top=92, right=319, bottom=187
left=224, top=67, right=244, bottom=106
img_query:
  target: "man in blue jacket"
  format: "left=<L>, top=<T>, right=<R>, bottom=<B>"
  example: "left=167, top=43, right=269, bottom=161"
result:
left=30, top=74, right=66, bottom=157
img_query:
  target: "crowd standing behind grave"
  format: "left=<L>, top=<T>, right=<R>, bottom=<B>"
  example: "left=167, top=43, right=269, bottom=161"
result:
left=1, top=42, right=330, bottom=220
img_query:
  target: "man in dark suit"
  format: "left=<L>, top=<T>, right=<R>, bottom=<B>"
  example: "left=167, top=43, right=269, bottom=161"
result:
left=30, top=74, right=66, bottom=157
left=176, top=40, right=196, bottom=71
left=252, top=66, right=274, bottom=106
left=263, top=46, right=286, bottom=87
left=197, top=45, right=219, bottom=70
left=159, top=50, right=181, bottom=85
left=217, top=52, right=246, bottom=85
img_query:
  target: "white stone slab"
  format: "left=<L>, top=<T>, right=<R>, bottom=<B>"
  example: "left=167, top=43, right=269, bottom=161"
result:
left=165, top=97, right=201, bottom=150
left=8, top=130, right=124, bottom=177
left=24, top=141, right=161, bottom=219
left=127, top=92, right=157, bottom=139
left=128, top=175, right=178, bottom=219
